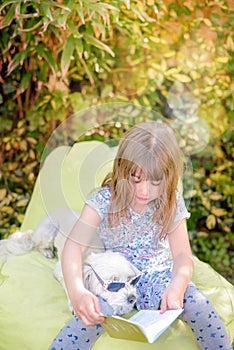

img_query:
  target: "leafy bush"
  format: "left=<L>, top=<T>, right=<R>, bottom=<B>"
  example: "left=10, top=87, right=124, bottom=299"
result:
left=188, top=129, right=234, bottom=284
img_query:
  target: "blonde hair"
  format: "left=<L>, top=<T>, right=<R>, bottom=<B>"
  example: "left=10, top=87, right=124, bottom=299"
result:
left=102, top=121, right=184, bottom=239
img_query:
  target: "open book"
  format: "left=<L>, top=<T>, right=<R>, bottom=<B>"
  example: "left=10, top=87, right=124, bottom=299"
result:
left=103, top=308, right=183, bottom=344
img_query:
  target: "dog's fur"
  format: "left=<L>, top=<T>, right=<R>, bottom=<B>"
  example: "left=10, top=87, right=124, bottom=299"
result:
left=0, top=208, right=78, bottom=258
left=0, top=208, right=139, bottom=315
left=54, top=251, right=138, bottom=315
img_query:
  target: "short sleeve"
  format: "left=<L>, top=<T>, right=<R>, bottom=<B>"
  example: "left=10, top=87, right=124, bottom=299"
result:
left=173, top=190, right=190, bottom=223
left=85, top=186, right=111, bottom=220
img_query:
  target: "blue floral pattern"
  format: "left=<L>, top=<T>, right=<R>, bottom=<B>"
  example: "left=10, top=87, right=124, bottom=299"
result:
left=86, top=186, right=190, bottom=274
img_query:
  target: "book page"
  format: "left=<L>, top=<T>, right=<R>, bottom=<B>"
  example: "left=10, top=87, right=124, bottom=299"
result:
left=130, top=309, right=182, bottom=328
left=103, top=309, right=183, bottom=344
left=130, top=309, right=183, bottom=343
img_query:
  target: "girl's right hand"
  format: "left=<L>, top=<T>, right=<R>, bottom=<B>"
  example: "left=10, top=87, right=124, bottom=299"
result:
left=71, top=288, right=105, bottom=326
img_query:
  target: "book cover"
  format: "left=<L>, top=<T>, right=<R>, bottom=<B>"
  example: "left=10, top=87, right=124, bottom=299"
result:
left=103, top=308, right=183, bottom=344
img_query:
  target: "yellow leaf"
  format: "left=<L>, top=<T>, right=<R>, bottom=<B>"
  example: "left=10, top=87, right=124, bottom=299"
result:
left=51, top=99, right=56, bottom=110
left=211, top=207, right=227, bottom=216
left=203, top=18, right=212, bottom=27
left=1, top=206, right=14, bottom=214
left=171, top=73, right=191, bottom=83
left=0, top=189, right=7, bottom=201
left=206, top=178, right=212, bottom=186
left=149, top=35, right=161, bottom=44
left=217, top=56, right=229, bottom=63
left=206, top=214, right=216, bottom=230
left=29, top=149, right=35, bottom=159
left=209, top=192, right=222, bottom=200
left=26, top=137, right=37, bottom=144
left=17, top=128, right=25, bottom=136
left=165, top=68, right=180, bottom=76
left=201, top=195, right=210, bottom=209
left=8, top=162, right=17, bottom=171
left=20, top=140, right=28, bottom=151
left=17, top=198, right=29, bottom=207
left=22, top=161, right=38, bottom=173
left=5, top=142, right=11, bottom=151
left=164, top=51, right=176, bottom=58
left=190, top=70, right=201, bottom=80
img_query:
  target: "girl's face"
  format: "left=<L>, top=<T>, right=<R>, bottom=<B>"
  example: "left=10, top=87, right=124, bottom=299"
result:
left=130, top=168, right=161, bottom=213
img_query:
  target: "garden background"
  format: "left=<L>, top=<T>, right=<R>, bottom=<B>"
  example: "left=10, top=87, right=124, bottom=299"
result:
left=0, top=0, right=233, bottom=284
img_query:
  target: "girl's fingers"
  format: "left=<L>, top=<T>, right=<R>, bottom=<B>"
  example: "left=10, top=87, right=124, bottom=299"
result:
left=169, top=300, right=181, bottom=309
left=160, top=296, right=167, bottom=314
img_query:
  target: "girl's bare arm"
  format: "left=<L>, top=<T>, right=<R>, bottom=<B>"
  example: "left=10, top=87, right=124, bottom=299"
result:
left=61, top=204, right=104, bottom=326
left=160, top=219, right=194, bottom=312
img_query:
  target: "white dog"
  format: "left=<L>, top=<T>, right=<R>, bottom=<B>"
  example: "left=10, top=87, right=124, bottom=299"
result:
left=83, top=251, right=140, bottom=315
left=0, top=208, right=78, bottom=258
left=54, top=250, right=140, bottom=315
left=0, top=208, right=140, bottom=315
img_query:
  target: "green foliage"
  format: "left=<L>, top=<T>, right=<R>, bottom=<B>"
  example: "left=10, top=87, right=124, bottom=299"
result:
left=0, top=0, right=233, bottom=282
left=0, top=120, right=40, bottom=236
left=190, top=231, right=233, bottom=285
left=188, top=129, right=234, bottom=284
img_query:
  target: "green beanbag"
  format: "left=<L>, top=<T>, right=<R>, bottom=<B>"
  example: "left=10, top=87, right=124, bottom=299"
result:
left=0, top=141, right=233, bottom=350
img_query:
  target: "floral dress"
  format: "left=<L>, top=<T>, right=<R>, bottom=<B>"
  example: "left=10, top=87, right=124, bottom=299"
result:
left=86, top=185, right=190, bottom=310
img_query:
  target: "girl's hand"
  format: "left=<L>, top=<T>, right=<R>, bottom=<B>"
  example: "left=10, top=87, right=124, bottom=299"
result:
left=71, top=288, right=105, bottom=326
left=160, top=283, right=184, bottom=314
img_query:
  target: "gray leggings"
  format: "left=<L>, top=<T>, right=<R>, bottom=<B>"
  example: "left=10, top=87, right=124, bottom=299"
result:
left=49, top=284, right=232, bottom=350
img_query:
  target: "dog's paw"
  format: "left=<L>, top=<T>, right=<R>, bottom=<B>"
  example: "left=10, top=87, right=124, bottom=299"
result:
left=38, top=247, right=55, bottom=259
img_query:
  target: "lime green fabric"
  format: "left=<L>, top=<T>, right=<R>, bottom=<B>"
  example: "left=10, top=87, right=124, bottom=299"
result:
left=21, top=141, right=118, bottom=231
left=0, top=141, right=233, bottom=350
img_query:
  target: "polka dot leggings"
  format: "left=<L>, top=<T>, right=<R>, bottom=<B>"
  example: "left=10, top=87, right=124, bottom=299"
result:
left=182, top=284, right=232, bottom=350
left=49, top=285, right=232, bottom=350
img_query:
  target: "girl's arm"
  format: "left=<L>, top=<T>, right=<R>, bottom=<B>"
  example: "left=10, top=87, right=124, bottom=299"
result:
left=61, top=204, right=105, bottom=326
left=160, top=219, right=194, bottom=313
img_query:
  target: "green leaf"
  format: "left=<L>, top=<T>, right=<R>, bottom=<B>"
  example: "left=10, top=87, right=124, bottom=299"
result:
left=47, top=1, right=71, bottom=13
left=43, top=49, right=58, bottom=72
left=0, top=0, right=17, bottom=13
left=0, top=3, right=16, bottom=28
left=38, top=2, right=53, bottom=21
left=21, top=71, right=32, bottom=91
left=61, top=34, right=75, bottom=75
left=67, top=19, right=80, bottom=36
left=83, top=33, right=115, bottom=57
left=74, top=38, right=83, bottom=55
left=7, top=49, right=30, bottom=74
left=93, top=2, right=119, bottom=12
left=75, top=2, right=85, bottom=24
left=178, top=6, right=192, bottom=16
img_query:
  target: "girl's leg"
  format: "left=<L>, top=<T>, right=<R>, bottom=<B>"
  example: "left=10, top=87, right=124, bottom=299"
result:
left=49, top=298, right=114, bottom=350
left=49, top=317, right=103, bottom=350
left=181, top=283, right=232, bottom=350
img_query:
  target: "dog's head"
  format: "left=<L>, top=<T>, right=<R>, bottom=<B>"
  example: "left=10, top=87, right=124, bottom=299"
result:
left=83, top=251, right=140, bottom=315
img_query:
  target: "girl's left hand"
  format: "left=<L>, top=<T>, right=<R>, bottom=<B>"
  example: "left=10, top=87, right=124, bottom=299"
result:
left=160, top=283, right=184, bottom=314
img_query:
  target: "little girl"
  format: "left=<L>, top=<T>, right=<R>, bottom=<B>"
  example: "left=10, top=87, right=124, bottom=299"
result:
left=49, top=121, right=232, bottom=350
